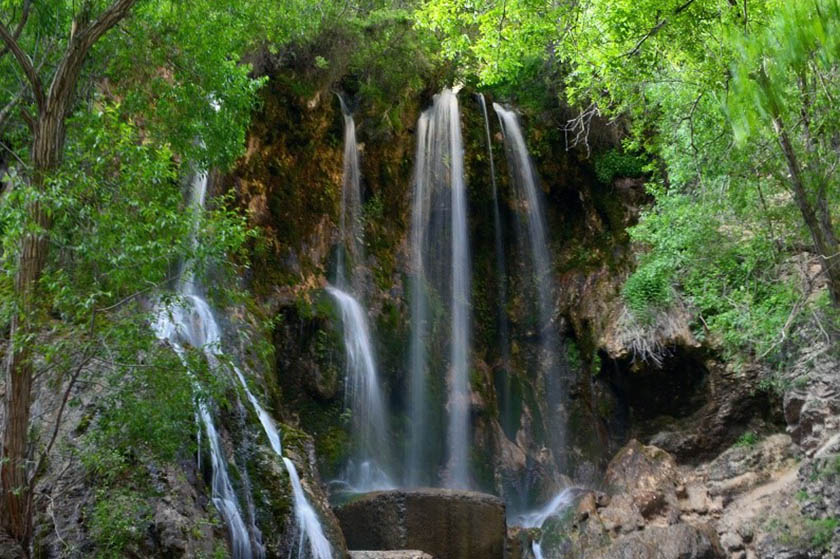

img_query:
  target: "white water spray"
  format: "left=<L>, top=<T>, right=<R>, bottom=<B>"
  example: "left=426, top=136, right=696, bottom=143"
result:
left=155, top=171, right=332, bottom=559
left=233, top=367, right=333, bottom=559
left=407, top=89, right=471, bottom=488
left=513, top=488, right=580, bottom=559
left=330, top=100, right=394, bottom=492
left=493, top=104, right=568, bottom=471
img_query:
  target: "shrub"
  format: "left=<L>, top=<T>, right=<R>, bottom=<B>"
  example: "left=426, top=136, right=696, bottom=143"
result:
left=594, top=148, right=646, bottom=184
left=623, top=259, right=674, bottom=316
left=89, top=488, right=151, bottom=558
left=735, top=431, right=759, bottom=447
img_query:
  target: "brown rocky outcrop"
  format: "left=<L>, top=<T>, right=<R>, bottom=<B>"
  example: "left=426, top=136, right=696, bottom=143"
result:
left=529, top=433, right=840, bottom=559
left=335, top=489, right=506, bottom=559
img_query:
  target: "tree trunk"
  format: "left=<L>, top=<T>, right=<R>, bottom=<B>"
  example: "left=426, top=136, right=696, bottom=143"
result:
left=0, top=114, right=61, bottom=552
left=774, top=117, right=840, bottom=306
left=0, top=2, right=137, bottom=553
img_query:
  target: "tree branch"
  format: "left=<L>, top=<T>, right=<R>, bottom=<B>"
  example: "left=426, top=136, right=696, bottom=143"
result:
left=0, top=0, right=33, bottom=60
left=626, top=0, right=698, bottom=56
left=0, top=84, right=26, bottom=131
left=47, top=0, right=138, bottom=114
left=0, top=11, right=45, bottom=111
left=27, top=346, right=94, bottom=493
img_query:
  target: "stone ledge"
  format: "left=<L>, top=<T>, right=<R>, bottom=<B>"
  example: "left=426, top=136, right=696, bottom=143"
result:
left=336, top=489, right=506, bottom=559
left=348, top=551, right=434, bottom=559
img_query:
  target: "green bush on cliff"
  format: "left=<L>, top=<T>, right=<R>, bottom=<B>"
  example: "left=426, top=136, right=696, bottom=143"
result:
left=594, top=149, right=646, bottom=184
left=623, top=183, right=802, bottom=363
left=623, top=259, right=674, bottom=317
left=89, top=488, right=151, bottom=558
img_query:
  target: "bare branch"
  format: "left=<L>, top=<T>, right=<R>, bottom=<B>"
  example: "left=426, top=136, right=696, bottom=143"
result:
left=0, top=84, right=26, bottom=131
left=0, top=0, right=33, bottom=60
left=563, top=102, right=601, bottom=155
left=28, top=347, right=94, bottom=493
left=0, top=10, right=45, bottom=111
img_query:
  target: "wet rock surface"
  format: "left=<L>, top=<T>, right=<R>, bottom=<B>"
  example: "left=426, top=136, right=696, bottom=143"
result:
left=348, top=552, right=434, bottom=559
left=336, top=489, right=506, bottom=559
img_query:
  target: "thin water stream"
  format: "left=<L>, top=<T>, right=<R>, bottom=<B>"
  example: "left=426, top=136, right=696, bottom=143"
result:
left=330, top=99, right=394, bottom=492
left=494, top=104, right=568, bottom=472
left=155, top=171, right=332, bottom=559
left=407, top=89, right=471, bottom=488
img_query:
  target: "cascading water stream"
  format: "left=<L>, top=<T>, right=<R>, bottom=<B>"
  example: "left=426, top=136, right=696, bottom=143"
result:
left=478, top=94, right=513, bottom=436
left=335, top=95, right=363, bottom=292
left=406, top=111, right=430, bottom=487
left=329, top=99, right=394, bottom=492
left=448, top=89, right=471, bottom=490
left=492, top=105, right=553, bottom=335
left=512, top=488, right=581, bottom=559
left=326, top=286, right=393, bottom=491
left=232, top=367, right=333, bottom=559
left=153, top=172, right=256, bottom=559
left=493, top=104, right=567, bottom=471
left=407, top=89, right=471, bottom=488
left=155, top=171, right=332, bottom=559
left=284, top=457, right=334, bottom=559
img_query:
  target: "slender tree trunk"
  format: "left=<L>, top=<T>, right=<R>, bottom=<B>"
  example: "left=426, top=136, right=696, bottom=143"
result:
left=1, top=114, right=61, bottom=552
left=0, top=3, right=136, bottom=550
left=0, top=0, right=137, bottom=554
left=774, top=117, right=840, bottom=305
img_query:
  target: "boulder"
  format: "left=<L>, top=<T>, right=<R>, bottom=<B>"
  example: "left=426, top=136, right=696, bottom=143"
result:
left=783, top=341, right=840, bottom=454
left=603, top=439, right=681, bottom=524
left=600, top=524, right=723, bottom=559
left=335, top=489, right=506, bottom=559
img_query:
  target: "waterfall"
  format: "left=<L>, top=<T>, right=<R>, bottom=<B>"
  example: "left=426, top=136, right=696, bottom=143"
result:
left=512, top=488, right=580, bottom=559
left=406, top=110, right=429, bottom=487
left=407, top=89, right=472, bottom=488
left=326, top=286, right=393, bottom=491
left=335, top=95, right=363, bottom=291
left=513, top=488, right=579, bottom=529
left=493, top=104, right=567, bottom=471
left=154, top=296, right=257, bottom=559
left=233, top=366, right=333, bottom=559
left=153, top=171, right=256, bottom=559
left=285, top=457, right=334, bottom=559
left=155, top=171, right=332, bottom=559
left=492, top=105, right=553, bottom=335
left=329, top=99, right=394, bottom=492
left=478, top=94, right=513, bottom=437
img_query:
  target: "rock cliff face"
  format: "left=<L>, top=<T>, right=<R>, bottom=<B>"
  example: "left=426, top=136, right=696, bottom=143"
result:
left=225, top=59, right=650, bottom=508
left=21, top=42, right=839, bottom=558
left=219, top=50, right=840, bottom=557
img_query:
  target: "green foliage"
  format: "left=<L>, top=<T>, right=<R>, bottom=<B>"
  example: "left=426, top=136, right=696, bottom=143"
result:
left=735, top=431, right=759, bottom=448
left=808, top=517, right=839, bottom=551
left=80, top=325, right=197, bottom=481
left=419, top=0, right=840, bottom=365
left=565, top=341, right=583, bottom=371
left=769, top=512, right=840, bottom=552
left=416, top=0, right=562, bottom=85
left=625, top=184, right=801, bottom=361
left=594, top=149, right=646, bottom=184
left=622, top=259, right=674, bottom=317
left=89, top=488, right=152, bottom=558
